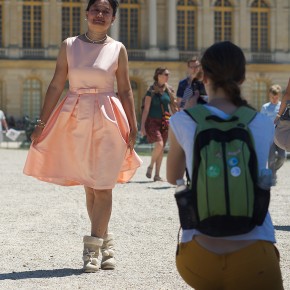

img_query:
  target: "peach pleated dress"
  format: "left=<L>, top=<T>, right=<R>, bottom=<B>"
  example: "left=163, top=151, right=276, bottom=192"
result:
left=23, top=36, right=142, bottom=189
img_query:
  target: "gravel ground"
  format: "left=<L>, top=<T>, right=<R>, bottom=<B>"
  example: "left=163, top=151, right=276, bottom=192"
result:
left=0, top=148, right=289, bottom=290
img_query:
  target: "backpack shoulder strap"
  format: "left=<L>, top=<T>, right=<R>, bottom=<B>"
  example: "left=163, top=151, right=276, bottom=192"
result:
left=184, top=104, right=211, bottom=124
left=185, top=105, right=257, bottom=126
left=232, top=106, right=257, bottom=125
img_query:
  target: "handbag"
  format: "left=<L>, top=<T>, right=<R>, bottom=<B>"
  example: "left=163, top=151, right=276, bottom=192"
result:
left=274, top=101, right=290, bottom=151
left=160, top=103, right=171, bottom=132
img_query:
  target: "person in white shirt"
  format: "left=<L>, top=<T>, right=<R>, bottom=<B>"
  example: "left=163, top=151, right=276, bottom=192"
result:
left=260, top=84, right=286, bottom=185
left=0, top=109, right=8, bottom=143
left=167, top=41, right=283, bottom=290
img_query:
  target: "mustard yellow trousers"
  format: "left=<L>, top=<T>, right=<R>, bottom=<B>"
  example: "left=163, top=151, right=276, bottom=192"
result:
left=176, top=239, right=284, bottom=290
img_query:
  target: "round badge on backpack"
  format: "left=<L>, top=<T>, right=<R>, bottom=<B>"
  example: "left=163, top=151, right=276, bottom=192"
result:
left=230, top=166, right=241, bottom=177
left=207, top=165, right=220, bottom=177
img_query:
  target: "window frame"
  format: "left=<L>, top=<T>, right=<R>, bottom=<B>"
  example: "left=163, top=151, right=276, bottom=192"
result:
left=61, top=0, right=82, bottom=41
left=213, top=0, right=233, bottom=43
left=177, top=0, right=197, bottom=51
left=22, top=0, right=43, bottom=48
left=250, top=0, right=270, bottom=52
left=119, top=0, right=141, bottom=49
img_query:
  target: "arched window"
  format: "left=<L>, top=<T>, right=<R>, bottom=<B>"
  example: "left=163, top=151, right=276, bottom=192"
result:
left=22, top=78, right=42, bottom=119
left=251, top=79, right=269, bottom=110
left=119, top=0, right=140, bottom=49
left=61, top=0, right=82, bottom=40
left=22, top=0, right=43, bottom=48
left=214, top=0, right=233, bottom=42
left=251, top=0, right=270, bottom=52
left=177, top=0, right=197, bottom=51
left=0, top=0, right=3, bottom=47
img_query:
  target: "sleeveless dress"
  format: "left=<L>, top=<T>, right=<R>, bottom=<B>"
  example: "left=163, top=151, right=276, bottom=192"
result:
left=23, top=36, right=142, bottom=189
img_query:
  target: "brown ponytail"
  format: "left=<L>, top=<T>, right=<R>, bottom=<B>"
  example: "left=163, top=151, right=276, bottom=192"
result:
left=201, top=41, right=251, bottom=108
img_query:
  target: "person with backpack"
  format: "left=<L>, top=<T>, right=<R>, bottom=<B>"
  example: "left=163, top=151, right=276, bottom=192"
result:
left=166, top=41, right=283, bottom=290
left=141, top=67, right=177, bottom=181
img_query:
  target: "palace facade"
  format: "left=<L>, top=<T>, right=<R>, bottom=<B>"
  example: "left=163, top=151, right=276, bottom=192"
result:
left=1, top=0, right=290, bottom=122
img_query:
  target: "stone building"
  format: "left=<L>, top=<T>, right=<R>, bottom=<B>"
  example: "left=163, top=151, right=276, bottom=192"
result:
left=1, top=0, right=290, bottom=123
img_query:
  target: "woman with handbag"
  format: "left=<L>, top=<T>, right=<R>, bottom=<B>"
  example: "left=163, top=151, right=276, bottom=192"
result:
left=141, top=67, right=178, bottom=181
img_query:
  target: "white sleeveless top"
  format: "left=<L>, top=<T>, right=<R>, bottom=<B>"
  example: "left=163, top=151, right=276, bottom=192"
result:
left=170, top=105, right=276, bottom=243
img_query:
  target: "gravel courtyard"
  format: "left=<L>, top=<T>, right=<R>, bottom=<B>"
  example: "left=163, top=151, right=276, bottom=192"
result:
left=0, top=148, right=289, bottom=290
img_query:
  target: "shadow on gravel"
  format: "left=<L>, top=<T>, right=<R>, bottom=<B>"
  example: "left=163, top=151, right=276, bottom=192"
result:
left=128, top=181, right=153, bottom=184
left=274, top=225, right=290, bottom=232
left=150, top=186, right=173, bottom=190
left=0, top=268, right=82, bottom=280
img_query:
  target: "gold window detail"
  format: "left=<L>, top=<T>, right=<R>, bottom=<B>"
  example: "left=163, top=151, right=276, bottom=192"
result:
left=177, top=0, right=197, bottom=50
left=22, top=0, right=42, bottom=48
left=252, top=80, right=269, bottom=110
left=0, top=0, right=3, bottom=47
left=214, top=0, right=233, bottom=43
left=119, top=0, right=140, bottom=49
left=62, top=0, right=81, bottom=40
left=22, top=78, right=42, bottom=119
left=251, top=0, right=270, bottom=52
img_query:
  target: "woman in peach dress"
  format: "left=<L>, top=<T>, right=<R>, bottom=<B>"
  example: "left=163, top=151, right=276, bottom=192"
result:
left=23, top=0, right=142, bottom=272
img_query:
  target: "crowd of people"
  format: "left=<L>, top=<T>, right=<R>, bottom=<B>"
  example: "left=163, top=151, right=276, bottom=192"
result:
left=0, top=0, right=287, bottom=288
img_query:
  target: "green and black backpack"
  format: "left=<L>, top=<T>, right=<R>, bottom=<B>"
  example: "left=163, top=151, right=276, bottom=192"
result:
left=175, top=105, right=270, bottom=237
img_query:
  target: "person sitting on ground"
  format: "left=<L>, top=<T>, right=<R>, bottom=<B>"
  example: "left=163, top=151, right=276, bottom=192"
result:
left=167, top=41, right=284, bottom=290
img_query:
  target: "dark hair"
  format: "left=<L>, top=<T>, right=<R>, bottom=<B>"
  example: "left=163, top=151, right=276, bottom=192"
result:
left=153, top=67, right=168, bottom=82
left=86, top=0, right=119, bottom=17
left=201, top=41, right=248, bottom=107
left=187, top=56, right=199, bottom=66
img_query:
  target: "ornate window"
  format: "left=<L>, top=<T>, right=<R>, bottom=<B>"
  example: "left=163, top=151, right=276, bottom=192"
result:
left=22, top=0, right=42, bottom=48
left=22, top=78, right=42, bottom=119
left=252, top=80, right=269, bottom=110
left=177, top=0, right=197, bottom=50
left=119, top=0, right=140, bottom=49
left=0, top=0, right=3, bottom=47
left=251, top=0, right=270, bottom=52
left=61, top=0, right=81, bottom=40
left=214, top=0, right=233, bottom=42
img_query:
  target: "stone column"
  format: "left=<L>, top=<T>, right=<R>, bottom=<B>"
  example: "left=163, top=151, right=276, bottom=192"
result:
left=8, top=0, right=21, bottom=58
left=43, top=1, right=50, bottom=48
left=149, top=0, right=157, bottom=48
left=168, top=0, right=177, bottom=48
left=167, top=0, right=178, bottom=58
left=147, top=0, right=159, bottom=58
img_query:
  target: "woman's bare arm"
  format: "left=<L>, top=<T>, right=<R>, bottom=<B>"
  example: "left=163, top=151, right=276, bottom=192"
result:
left=116, top=44, right=138, bottom=149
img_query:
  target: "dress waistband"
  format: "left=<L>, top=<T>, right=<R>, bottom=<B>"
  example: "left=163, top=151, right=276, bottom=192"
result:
left=69, top=88, right=114, bottom=94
